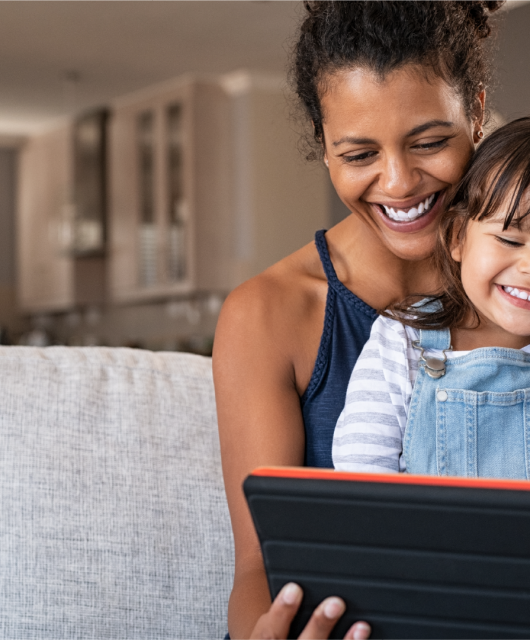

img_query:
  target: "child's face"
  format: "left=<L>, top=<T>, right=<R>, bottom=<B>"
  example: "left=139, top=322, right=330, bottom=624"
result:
left=452, top=196, right=530, bottom=347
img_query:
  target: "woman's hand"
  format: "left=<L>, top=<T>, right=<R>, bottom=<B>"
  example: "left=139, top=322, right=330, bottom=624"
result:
left=250, top=583, right=371, bottom=640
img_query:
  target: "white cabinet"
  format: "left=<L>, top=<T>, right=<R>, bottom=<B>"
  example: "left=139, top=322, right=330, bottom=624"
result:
left=109, top=78, right=233, bottom=302
left=17, top=71, right=330, bottom=313
left=108, top=72, right=329, bottom=302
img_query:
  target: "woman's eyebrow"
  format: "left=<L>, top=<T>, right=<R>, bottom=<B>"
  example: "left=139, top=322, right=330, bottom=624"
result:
left=332, top=120, right=454, bottom=147
left=406, top=120, right=454, bottom=137
left=332, top=135, right=376, bottom=146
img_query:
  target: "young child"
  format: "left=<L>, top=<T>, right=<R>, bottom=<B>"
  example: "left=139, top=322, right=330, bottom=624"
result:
left=332, top=117, right=530, bottom=479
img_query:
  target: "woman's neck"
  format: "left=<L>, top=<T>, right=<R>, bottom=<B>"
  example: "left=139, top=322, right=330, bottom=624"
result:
left=325, top=215, right=440, bottom=310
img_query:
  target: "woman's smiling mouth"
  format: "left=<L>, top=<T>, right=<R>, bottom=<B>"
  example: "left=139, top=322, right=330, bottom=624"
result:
left=380, top=193, right=438, bottom=222
left=371, top=190, right=444, bottom=233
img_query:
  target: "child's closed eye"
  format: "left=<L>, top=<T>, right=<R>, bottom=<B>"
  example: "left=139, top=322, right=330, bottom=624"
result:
left=495, top=235, right=524, bottom=248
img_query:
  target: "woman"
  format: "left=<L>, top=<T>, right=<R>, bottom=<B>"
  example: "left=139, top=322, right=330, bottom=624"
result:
left=213, top=2, right=503, bottom=638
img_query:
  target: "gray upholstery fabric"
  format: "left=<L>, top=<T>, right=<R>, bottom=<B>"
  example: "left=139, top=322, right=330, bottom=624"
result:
left=0, top=346, right=234, bottom=639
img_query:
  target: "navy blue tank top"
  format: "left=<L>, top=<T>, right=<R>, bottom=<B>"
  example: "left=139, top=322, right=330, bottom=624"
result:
left=301, top=230, right=378, bottom=468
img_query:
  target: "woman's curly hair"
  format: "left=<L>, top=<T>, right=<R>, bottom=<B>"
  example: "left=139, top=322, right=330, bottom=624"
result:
left=292, top=0, right=504, bottom=158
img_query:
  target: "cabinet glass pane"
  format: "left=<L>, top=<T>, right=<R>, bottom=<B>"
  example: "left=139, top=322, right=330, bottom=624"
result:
left=137, top=111, right=157, bottom=286
left=167, top=104, right=187, bottom=282
left=72, top=110, right=107, bottom=256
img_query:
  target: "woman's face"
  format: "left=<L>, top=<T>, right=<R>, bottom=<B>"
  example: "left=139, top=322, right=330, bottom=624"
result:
left=321, top=65, right=481, bottom=261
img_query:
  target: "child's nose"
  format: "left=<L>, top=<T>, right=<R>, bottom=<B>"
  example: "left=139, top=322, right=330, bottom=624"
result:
left=518, top=250, right=530, bottom=274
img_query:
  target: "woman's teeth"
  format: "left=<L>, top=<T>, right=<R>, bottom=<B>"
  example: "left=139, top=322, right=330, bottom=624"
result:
left=381, top=193, right=436, bottom=222
left=503, top=286, right=530, bottom=301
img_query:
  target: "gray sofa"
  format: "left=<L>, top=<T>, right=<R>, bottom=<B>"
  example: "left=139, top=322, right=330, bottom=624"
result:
left=0, top=346, right=234, bottom=639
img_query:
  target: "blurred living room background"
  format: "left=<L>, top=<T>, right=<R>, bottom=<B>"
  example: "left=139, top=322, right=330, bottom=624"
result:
left=0, top=0, right=527, bottom=353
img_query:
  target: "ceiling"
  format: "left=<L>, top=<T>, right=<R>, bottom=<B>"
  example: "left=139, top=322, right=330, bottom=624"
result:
left=0, top=0, right=526, bottom=137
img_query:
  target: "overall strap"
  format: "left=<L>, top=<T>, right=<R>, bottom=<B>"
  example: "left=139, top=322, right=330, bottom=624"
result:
left=412, top=298, right=451, bottom=351
left=419, top=327, right=451, bottom=351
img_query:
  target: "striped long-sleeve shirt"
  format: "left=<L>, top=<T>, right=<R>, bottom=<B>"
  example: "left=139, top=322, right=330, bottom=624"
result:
left=332, top=315, right=530, bottom=474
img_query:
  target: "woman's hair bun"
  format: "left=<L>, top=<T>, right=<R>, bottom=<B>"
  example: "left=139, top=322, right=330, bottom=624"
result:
left=302, top=1, right=328, bottom=16
left=483, top=0, right=506, bottom=11
left=464, top=0, right=505, bottom=39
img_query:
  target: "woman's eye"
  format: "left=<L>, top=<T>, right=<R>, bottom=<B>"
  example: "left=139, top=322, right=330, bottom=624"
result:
left=342, top=151, right=377, bottom=164
left=413, top=138, right=449, bottom=151
left=496, top=236, right=524, bottom=247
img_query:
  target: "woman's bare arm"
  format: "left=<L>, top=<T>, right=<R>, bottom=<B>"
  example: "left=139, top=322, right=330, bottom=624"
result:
left=213, top=272, right=310, bottom=638
left=213, top=244, right=375, bottom=639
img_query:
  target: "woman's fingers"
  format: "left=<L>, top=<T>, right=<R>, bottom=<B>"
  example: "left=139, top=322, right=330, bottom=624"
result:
left=344, top=621, right=372, bottom=639
left=298, top=596, right=346, bottom=639
left=249, top=583, right=371, bottom=640
left=250, top=582, right=303, bottom=639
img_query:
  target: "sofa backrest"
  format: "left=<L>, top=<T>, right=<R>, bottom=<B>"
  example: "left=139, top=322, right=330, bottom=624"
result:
left=0, top=346, right=233, bottom=639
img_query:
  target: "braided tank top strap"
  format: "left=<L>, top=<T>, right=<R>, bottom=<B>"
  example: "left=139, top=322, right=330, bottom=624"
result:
left=315, top=229, right=341, bottom=286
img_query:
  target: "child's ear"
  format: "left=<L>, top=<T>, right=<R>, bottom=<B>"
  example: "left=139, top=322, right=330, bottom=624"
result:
left=450, top=219, right=464, bottom=263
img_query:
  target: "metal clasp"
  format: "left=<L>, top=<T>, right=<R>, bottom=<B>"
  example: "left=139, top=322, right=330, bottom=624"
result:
left=412, top=340, right=453, bottom=379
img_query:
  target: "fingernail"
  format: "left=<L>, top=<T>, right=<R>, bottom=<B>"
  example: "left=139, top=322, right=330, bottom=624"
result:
left=353, top=622, right=371, bottom=639
left=281, top=582, right=302, bottom=605
left=323, top=597, right=345, bottom=619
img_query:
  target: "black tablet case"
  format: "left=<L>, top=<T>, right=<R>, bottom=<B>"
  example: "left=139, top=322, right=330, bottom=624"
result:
left=244, top=467, right=530, bottom=639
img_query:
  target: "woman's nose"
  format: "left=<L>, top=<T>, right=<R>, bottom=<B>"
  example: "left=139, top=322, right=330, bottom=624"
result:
left=378, top=153, right=421, bottom=199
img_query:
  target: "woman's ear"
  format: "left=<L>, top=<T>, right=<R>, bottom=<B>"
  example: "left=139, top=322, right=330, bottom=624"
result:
left=476, top=88, right=486, bottom=122
left=473, top=89, right=486, bottom=142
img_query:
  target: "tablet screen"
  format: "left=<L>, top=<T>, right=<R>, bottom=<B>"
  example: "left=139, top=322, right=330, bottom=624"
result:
left=244, top=467, right=530, bottom=639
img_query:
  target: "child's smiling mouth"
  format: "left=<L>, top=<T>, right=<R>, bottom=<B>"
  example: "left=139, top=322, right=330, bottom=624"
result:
left=498, top=284, right=530, bottom=308
left=502, top=285, right=530, bottom=301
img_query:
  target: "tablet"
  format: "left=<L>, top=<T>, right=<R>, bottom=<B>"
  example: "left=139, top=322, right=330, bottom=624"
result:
left=243, top=467, right=530, bottom=639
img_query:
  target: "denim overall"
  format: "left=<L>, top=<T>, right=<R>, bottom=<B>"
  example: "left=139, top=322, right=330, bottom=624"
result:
left=403, top=327, right=530, bottom=479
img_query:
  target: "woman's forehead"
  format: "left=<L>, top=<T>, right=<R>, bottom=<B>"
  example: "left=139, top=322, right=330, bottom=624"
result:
left=320, top=65, right=468, bottom=135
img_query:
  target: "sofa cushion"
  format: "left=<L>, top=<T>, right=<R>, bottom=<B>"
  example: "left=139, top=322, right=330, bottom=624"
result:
left=0, top=346, right=233, bottom=639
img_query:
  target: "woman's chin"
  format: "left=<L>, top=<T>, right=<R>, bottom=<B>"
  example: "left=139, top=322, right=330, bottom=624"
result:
left=377, top=227, right=437, bottom=262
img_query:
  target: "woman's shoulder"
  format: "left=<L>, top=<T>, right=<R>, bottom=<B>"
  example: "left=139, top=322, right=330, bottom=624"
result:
left=213, top=240, right=329, bottom=393
left=219, top=240, right=327, bottom=331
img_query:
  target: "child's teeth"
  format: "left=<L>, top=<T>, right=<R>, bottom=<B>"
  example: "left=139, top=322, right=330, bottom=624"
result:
left=504, top=286, right=530, bottom=301
left=382, top=193, right=436, bottom=222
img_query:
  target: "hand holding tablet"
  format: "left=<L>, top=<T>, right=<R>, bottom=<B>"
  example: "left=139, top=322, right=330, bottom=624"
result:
left=249, top=581, right=371, bottom=640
